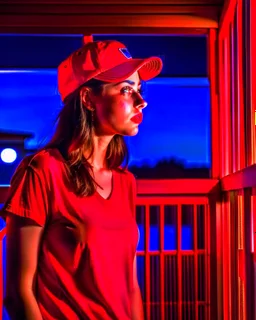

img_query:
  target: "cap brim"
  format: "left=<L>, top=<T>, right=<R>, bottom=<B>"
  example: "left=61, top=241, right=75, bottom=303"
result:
left=94, top=57, right=163, bottom=83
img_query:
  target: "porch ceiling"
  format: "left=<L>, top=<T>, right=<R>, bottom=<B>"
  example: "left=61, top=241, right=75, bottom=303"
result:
left=0, top=0, right=225, bottom=35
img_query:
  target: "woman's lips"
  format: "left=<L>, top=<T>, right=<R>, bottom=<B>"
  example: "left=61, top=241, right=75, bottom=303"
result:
left=130, top=113, right=143, bottom=124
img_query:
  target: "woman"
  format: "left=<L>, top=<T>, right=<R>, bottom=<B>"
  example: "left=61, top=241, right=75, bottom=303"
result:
left=1, top=37, right=163, bottom=320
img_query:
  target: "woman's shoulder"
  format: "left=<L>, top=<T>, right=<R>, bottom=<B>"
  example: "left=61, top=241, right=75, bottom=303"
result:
left=16, top=148, right=65, bottom=177
left=26, top=148, right=64, bottom=169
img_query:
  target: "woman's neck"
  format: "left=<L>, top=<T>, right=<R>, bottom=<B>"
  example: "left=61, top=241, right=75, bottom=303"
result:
left=84, top=134, right=113, bottom=171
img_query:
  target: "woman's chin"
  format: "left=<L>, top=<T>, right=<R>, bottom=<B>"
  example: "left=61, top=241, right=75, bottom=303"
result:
left=120, top=127, right=139, bottom=137
left=128, top=127, right=139, bottom=136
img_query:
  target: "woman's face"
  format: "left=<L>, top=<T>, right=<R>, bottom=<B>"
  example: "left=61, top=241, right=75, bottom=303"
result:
left=91, top=71, right=147, bottom=137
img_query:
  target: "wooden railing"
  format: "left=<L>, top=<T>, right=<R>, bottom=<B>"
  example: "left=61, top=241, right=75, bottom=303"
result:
left=219, top=165, right=256, bottom=320
left=0, top=179, right=218, bottom=320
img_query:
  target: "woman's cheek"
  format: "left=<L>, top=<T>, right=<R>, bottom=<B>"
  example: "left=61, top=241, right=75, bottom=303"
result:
left=120, top=100, right=134, bottom=115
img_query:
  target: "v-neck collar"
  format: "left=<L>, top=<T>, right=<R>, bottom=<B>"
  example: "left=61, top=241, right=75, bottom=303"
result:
left=95, top=170, right=114, bottom=201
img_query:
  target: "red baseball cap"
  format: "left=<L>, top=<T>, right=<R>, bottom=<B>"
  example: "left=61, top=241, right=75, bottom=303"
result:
left=58, top=38, right=163, bottom=102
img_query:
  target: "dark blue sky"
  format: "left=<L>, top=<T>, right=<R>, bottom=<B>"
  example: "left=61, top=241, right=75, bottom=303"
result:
left=0, top=34, right=207, bottom=76
left=0, top=35, right=210, bottom=175
left=0, top=69, right=210, bottom=168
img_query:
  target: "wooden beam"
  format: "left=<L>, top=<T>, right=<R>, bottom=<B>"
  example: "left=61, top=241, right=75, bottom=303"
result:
left=0, top=26, right=211, bottom=35
left=1, top=4, right=222, bottom=15
left=0, top=15, right=219, bottom=33
left=0, top=27, right=209, bottom=35
left=0, top=14, right=219, bottom=31
left=0, top=2, right=220, bottom=34
left=221, top=164, right=256, bottom=191
left=219, top=0, right=238, bottom=37
left=137, top=179, right=219, bottom=195
left=0, top=0, right=224, bottom=4
left=208, top=29, right=220, bottom=179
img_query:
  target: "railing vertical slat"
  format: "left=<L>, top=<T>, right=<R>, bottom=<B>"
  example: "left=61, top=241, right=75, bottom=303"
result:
left=145, top=204, right=150, bottom=320
left=194, top=205, right=198, bottom=320
left=160, top=204, right=165, bottom=320
left=178, top=204, right=182, bottom=320
left=206, top=204, right=211, bottom=320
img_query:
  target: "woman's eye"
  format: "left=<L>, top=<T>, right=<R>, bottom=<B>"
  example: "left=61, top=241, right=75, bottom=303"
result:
left=121, top=86, right=133, bottom=94
left=121, top=86, right=144, bottom=96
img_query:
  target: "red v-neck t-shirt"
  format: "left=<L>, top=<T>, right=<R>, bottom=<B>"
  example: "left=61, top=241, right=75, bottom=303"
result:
left=2, top=149, right=139, bottom=320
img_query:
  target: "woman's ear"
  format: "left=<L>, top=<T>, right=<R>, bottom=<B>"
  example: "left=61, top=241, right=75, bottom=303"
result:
left=80, top=87, right=95, bottom=111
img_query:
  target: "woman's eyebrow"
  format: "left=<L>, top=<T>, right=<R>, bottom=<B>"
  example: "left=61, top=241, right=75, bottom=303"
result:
left=114, top=80, right=141, bottom=86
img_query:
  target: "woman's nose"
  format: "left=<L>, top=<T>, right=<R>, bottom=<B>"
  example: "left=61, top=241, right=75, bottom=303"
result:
left=134, top=92, right=147, bottom=109
left=136, top=101, right=148, bottom=109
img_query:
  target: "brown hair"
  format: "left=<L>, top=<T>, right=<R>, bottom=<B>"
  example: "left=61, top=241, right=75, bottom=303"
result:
left=45, top=79, right=129, bottom=197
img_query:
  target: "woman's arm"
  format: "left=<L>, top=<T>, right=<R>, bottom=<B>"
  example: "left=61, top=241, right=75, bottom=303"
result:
left=130, top=255, right=144, bottom=320
left=5, top=214, right=44, bottom=320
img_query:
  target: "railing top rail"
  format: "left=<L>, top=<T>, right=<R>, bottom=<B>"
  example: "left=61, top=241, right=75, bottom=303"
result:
left=137, top=179, right=219, bottom=195
left=221, top=163, right=256, bottom=191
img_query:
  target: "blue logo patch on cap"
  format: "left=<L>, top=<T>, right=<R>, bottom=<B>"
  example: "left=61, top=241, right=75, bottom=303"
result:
left=119, top=48, right=132, bottom=59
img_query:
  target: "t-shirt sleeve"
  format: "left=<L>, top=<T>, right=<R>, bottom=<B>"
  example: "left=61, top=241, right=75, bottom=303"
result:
left=1, top=160, right=49, bottom=227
